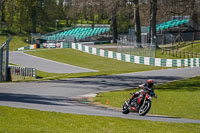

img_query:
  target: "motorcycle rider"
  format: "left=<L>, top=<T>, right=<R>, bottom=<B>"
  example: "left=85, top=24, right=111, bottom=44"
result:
left=138, top=79, right=155, bottom=96
left=129, top=79, right=156, bottom=111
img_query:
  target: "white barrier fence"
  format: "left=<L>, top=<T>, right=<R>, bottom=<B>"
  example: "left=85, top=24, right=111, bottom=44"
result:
left=17, top=42, right=200, bottom=68
left=71, top=43, right=200, bottom=68
left=9, top=66, right=37, bottom=81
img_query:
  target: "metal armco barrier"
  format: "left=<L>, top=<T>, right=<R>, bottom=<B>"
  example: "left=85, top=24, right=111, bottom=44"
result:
left=0, top=37, right=11, bottom=82
left=9, top=66, right=37, bottom=81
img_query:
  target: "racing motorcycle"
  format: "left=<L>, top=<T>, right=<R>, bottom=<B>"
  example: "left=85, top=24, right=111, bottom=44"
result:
left=122, top=91, right=157, bottom=116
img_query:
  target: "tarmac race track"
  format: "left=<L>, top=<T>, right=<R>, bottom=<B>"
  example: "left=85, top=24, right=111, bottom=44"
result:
left=1, top=66, right=200, bottom=123
left=9, top=51, right=97, bottom=73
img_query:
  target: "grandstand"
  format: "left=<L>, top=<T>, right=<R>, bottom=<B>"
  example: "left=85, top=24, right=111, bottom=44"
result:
left=20, top=24, right=111, bottom=50
left=146, top=16, right=200, bottom=44
left=40, top=25, right=110, bottom=43
left=148, top=16, right=191, bottom=33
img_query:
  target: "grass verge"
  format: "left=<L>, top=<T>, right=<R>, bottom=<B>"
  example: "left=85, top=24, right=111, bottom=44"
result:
left=0, top=106, right=199, bottom=133
left=25, top=49, right=161, bottom=79
left=95, top=76, right=200, bottom=120
left=156, top=49, right=182, bottom=59
left=0, top=35, right=29, bottom=51
left=182, top=43, right=200, bottom=53
left=157, top=41, right=200, bottom=59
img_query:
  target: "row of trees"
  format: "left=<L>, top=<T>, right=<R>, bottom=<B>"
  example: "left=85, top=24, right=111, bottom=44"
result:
left=0, top=0, right=59, bottom=33
left=0, top=0, right=200, bottom=43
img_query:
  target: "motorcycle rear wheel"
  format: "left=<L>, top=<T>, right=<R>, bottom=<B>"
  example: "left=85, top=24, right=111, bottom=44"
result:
left=122, top=102, right=130, bottom=114
left=138, top=101, right=151, bottom=116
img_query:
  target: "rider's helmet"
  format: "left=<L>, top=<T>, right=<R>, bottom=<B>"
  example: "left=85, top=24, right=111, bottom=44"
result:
left=147, top=79, right=154, bottom=88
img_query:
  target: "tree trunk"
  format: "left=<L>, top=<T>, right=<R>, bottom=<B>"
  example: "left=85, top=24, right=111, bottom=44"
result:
left=19, top=10, right=22, bottom=33
left=31, top=6, right=37, bottom=33
left=150, top=0, right=157, bottom=47
left=133, top=0, right=141, bottom=43
left=19, top=26, right=22, bottom=33
left=97, top=11, right=100, bottom=24
left=66, top=18, right=69, bottom=27
left=1, top=10, right=5, bottom=22
left=191, top=0, right=198, bottom=30
left=148, top=1, right=152, bottom=43
left=90, top=14, right=95, bottom=29
left=69, top=19, right=73, bottom=27
left=112, top=13, right=118, bottom=43
left=1, top=1, right=5, bottom=22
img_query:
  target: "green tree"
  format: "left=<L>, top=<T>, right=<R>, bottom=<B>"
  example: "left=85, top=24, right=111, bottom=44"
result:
left=58, top=0, right=78, bottom=27
left=4, top=0, right=16, bottom=30
left=4, top=0, right=59, bottom=33
left=102, top=0, right=127, bottom=43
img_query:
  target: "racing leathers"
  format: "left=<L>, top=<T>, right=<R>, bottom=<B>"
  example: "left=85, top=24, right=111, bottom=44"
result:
left=129, top=83, right=156, bottom=110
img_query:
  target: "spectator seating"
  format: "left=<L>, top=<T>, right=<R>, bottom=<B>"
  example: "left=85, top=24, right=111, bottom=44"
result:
left=147, top=19, right=190, bottom=32
left=42, top=27, right=110, bottom=42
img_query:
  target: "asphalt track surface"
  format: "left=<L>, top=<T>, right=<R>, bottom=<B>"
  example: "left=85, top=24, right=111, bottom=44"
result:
left=1, top=66, right=200, bottom=123
left=9, top=51, right=97, bottom=73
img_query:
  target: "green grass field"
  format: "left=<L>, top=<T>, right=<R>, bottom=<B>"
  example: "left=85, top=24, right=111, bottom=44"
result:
left=182, top=43, right=200, bottom=53
left=95, top=76, right=200, bottom=120
left=1, top=36, right=200, bottom=132
left=157, top=41, right=200, bottom=59
left=156, top=49, right=182, bottom=59
left=25, top=49, right=161, bottom=79
left=0, top=35, right=29, bottom=51
left=0, top=106, right=199, bottom=133
left=0, top=35, right=8, bottom=44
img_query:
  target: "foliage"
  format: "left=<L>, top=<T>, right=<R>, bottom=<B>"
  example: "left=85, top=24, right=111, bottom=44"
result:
left=0, top=35, right=29, bottom=51
left=182, top=42, right=200, bottom=53
left=2, top=0, right=59, bottom=34
left=1, top=0, right=200, bottom=36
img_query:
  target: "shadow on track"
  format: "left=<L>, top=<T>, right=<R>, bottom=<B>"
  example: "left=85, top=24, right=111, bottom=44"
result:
left=0, top=93, right=78, bottom=106
left=44, top=75, right=184, bottom=91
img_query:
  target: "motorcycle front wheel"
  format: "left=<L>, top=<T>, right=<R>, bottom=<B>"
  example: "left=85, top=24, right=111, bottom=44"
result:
left=122, top=101, right=130, bottom=114
left=138, top=101, right=151, bottom=116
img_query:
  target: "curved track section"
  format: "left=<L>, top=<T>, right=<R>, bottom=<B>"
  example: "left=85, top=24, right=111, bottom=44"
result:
left=0, top=67, right=200, bottom=123
left=9, top=51, right=97, bottom=73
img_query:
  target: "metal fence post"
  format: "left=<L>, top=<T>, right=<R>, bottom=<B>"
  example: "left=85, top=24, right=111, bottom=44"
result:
left=0, top=37, right=12, bottom=82
left=0, top=48, right=2, bottom=82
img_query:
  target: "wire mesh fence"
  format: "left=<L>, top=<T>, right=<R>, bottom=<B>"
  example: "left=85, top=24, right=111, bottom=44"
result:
left=157, top=31, right=200, bottom=45
left=9, top=66, right=37, bottom=81
left=117, top=39, right=156, bottom=58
